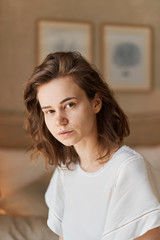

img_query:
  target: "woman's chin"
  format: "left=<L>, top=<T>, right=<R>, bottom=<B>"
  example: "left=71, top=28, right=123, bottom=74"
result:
left=58, top=139, right=75, bottom=147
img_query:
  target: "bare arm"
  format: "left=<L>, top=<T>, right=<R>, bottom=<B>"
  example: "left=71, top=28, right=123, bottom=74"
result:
left=135, top=227, right=160, bottom=240
left=59, top=237, right=63, bottom=240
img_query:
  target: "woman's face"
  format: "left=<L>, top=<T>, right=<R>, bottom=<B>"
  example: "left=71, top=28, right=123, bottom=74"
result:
left=37, top=76, right=102, bottom=148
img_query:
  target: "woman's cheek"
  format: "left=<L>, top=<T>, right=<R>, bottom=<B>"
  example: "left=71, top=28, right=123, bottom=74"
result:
left=45, top=118, right=54, bottom=133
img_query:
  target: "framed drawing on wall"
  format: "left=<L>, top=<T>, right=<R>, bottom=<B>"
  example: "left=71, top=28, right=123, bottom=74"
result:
left=37, top=19, right=93, bottom=64
left=101, top=24, right=152, bottom=92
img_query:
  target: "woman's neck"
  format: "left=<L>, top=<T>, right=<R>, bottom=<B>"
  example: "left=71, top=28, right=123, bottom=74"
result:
left=74, top=141, right=116, bottom=173
left=74, top=141, right=120, bottom=173
left=74, top=138, right=99, bottom=172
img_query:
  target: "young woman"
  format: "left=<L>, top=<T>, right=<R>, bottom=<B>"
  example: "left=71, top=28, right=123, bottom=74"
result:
left=24, top=52, right=160, bottom=240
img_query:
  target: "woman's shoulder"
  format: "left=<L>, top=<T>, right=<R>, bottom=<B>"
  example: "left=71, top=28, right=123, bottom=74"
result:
left=112, top=145, right=149, bottom=185
left=55, top=163, right=77, bottom=177
left=113, top=145, right=144, bottom=165
left=116, top=145, right=142, bottom=159
left=108, top=145, right=145, bottom=176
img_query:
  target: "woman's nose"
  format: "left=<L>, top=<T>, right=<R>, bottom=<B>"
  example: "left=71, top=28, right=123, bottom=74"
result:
left=55, top=113, right=68, bottom=126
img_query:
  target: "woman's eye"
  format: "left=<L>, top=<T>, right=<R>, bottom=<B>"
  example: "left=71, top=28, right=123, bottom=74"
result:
left=65, top=103, right=75, bottom=109
left=45, top=110, right=54, bottom=115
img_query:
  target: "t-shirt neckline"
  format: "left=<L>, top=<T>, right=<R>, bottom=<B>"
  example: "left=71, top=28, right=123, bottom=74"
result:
left=77, top=145, right=126, bottom=177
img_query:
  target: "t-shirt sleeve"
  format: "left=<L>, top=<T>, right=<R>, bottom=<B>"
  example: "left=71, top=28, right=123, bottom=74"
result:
left=102, top=157, right=160, bottom=240
left=45, top=167, right=64, bottom=237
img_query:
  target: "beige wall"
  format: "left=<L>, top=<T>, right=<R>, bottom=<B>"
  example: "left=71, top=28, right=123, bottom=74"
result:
left=0, top=0, right=160, bottom=147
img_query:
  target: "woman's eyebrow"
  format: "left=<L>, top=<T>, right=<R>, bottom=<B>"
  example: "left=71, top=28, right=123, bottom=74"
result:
left=41, top=105, right=52, bottom=110
left=41, top=97, right=77, bottom=109
left=60, top=97, right=77, bottom=104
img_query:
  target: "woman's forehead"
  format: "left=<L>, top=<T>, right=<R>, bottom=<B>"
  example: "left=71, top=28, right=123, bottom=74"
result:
left=37, top=76, right=86, bottom=106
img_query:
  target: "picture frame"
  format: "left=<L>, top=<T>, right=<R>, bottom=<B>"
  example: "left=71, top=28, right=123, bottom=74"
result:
left=37, top=19, right=93, bottom=64
left=101, top=24, right=152, bottom=92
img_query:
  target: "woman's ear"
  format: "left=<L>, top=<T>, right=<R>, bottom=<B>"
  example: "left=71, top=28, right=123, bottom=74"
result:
left=92, top=93, right=102, bottom=114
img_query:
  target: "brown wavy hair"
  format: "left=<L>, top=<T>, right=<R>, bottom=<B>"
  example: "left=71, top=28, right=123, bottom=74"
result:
left=24, top=52, right=130, bottom=168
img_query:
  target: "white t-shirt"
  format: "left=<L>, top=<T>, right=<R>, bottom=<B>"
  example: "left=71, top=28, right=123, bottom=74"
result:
left=45, top=145, right=160, bottom=240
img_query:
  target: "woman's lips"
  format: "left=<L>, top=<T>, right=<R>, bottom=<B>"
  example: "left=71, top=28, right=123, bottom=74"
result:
left=58, top=130, right=73, bottom=138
